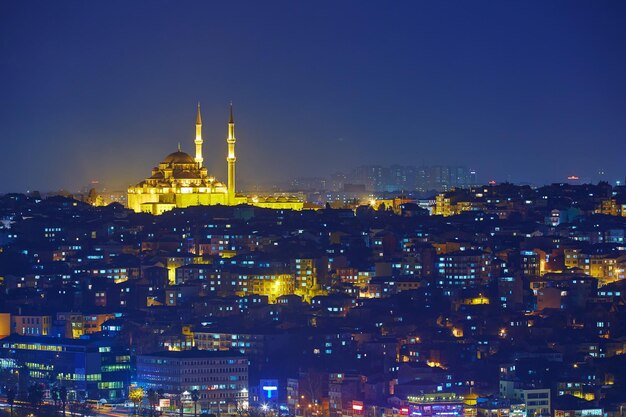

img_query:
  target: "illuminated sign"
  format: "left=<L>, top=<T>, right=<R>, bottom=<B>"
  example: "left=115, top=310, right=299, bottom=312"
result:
left=262, top=386, right=278, bottom=399
left=353, top=401, right=364, bottom=411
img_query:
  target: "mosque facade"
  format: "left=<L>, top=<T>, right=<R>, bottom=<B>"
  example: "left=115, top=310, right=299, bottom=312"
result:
left=127, top=104, right=303, bottom=214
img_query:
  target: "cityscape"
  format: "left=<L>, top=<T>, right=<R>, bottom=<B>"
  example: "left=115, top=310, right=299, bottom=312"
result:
left=1, top=2, right=625, bottom=417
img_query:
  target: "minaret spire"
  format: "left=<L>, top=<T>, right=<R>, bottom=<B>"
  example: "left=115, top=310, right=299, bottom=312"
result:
left=227, top=102, right=236, bottom=205
left=194, top=102, right=204, bottom=167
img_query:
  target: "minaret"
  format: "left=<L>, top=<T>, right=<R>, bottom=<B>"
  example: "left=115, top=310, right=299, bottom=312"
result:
left=227, top=102, right=236, bottom=204
left=194, top=102, right=203, bottom=167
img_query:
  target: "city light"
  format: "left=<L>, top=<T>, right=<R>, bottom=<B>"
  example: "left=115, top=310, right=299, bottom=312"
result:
left=1, top=4, right=623, bottom=417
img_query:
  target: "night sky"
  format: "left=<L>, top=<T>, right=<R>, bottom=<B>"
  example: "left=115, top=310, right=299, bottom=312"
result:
left=1, top=1, right=625, bottom=193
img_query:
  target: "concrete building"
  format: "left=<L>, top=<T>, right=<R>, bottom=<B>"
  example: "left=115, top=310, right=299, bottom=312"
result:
left=136, top=350, right=248, bottom=410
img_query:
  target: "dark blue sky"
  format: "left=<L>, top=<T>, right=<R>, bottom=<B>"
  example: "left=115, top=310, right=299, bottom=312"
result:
left=1, top=1, right=625, bottom=192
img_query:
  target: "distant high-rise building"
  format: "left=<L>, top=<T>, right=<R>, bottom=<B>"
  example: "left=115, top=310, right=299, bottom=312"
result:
left=337, top=165, right=476, bottom=193
left=289, top=165, right=475, bottom=195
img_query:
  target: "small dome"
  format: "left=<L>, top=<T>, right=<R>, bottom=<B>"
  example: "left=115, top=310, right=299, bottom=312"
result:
left=163, top=151, right=195, bottom=164
left=173, top=170, right=201, bottom=179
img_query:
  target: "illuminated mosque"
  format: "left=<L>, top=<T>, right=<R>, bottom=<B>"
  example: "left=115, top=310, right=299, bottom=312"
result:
left=127, top=104, right=303, bottom=214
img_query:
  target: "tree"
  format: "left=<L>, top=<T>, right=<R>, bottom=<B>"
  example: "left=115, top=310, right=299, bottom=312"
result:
left=173, top=390, right=184, bottom=417
left=0, top=369, right=19, bottom=392
left=1, top=368, right=19, bottom=417
left=27, top=383, right=45, bottom=411
left=224, top=398, right=239, bottom=415
left=50, top=386, right=60, bottom=410
left=129, top=387, right=145, bottom=417
left=299, top=370, right=325, bottom=406
left=191, top=389, right=200, bottom=417
left=6, top=386, right=16, bottom=417
left=157, top=389, right=166, bottom=417
left=235, top=402, right=249, bottom=417
left=60, top=385, right=68, bottom=417
left=86, top=188, right=104, bottom=206
left=147, top=388, right=159, bottom=417
left=18, top=365, right=30, bottom=400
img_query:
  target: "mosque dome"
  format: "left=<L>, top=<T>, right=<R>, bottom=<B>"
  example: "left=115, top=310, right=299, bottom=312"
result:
left=163, top=151, right=195, bottom=164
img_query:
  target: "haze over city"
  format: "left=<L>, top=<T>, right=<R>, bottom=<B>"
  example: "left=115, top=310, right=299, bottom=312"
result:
left=1, top=1, right=625, bottom=193
left=4, top=2, right=626, bottom=417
